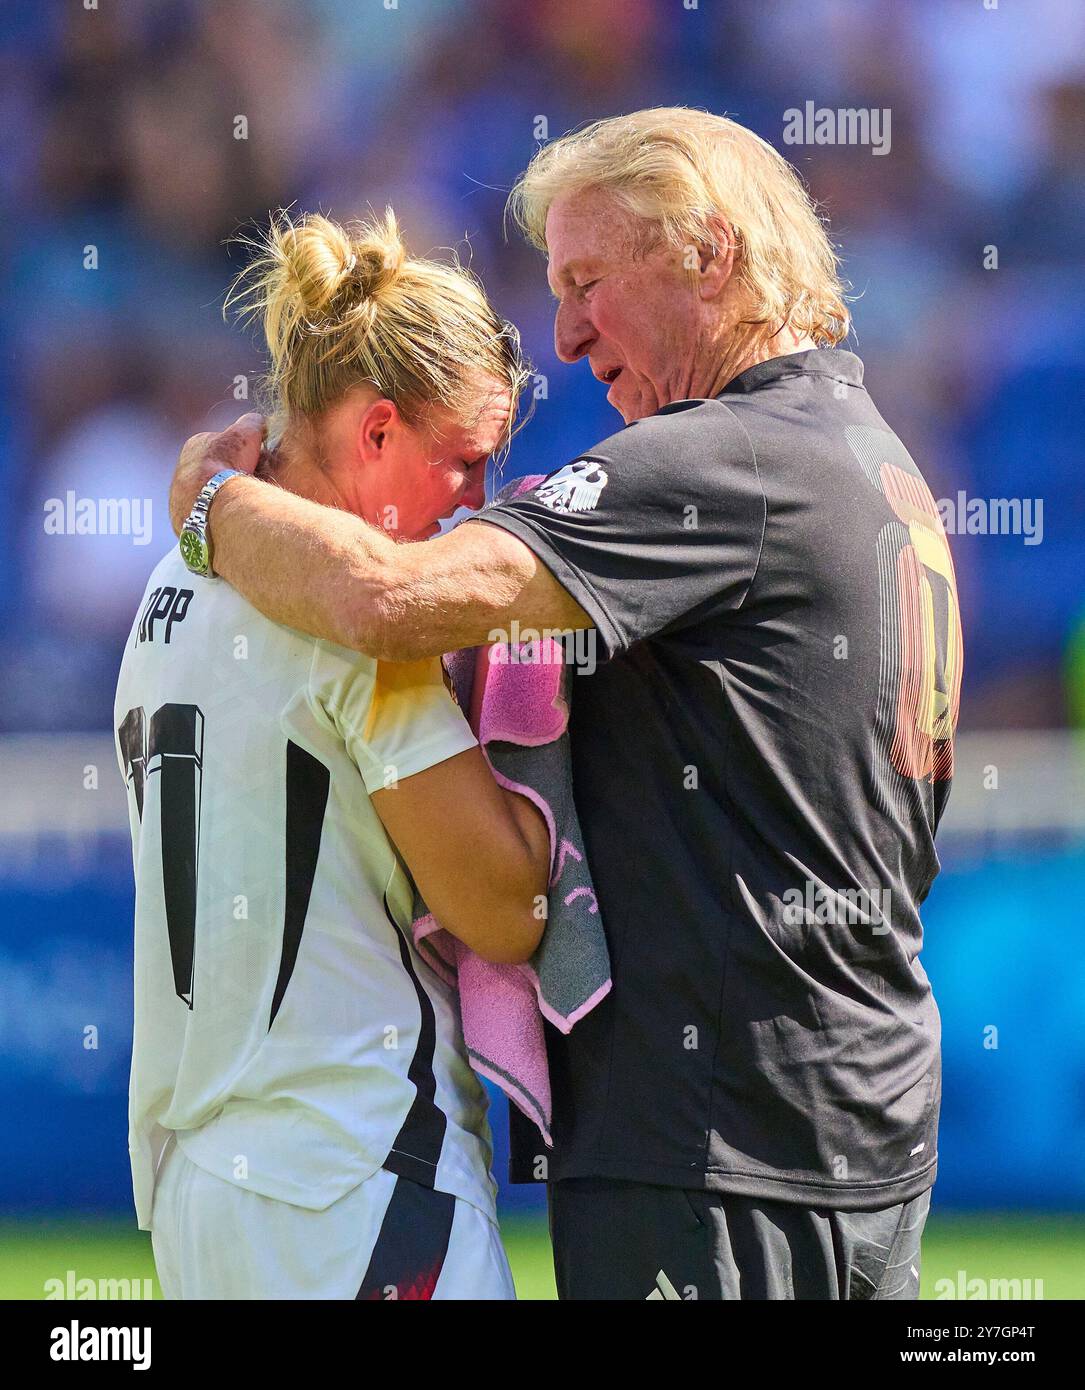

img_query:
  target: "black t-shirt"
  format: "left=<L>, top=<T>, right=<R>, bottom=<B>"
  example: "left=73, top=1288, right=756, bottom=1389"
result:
left=475, top=349, right=962, bottom=1210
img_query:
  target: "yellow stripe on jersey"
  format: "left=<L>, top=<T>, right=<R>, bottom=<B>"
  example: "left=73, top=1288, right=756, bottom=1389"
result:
left=362, top=658, right=458, bottom=746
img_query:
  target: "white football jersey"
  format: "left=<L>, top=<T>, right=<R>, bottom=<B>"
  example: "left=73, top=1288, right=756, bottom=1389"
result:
left=115, top=548, right=496, bottom=1231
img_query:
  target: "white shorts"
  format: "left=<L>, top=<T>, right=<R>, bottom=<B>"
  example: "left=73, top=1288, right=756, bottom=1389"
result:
left=150, top=1139, right=515, bottom=1300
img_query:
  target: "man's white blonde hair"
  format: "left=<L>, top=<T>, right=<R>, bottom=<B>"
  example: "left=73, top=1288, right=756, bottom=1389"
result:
left=507, top=107, right=849, bottom=346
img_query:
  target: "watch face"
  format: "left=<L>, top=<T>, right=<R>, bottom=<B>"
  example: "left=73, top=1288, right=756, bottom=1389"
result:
left=179, top=528, right=209, bottom=574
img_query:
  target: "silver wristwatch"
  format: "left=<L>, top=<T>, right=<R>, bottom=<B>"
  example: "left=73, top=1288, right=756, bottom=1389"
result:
left=178, top=469, right=245, bottom=578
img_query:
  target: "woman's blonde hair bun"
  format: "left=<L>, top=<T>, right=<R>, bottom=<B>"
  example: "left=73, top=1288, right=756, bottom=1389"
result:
left=227, top=207, right=528, bottom=438
left=346, top=212, right=407, bottom=302
left=243, top=208, right=406, bottom=340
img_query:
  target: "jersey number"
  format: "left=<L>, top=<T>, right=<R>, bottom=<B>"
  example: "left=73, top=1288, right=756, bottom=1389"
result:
left=118, top=705, right=330, bottom=1025
left=118, top=703, right=203, bottom=1008
left=846, top=425, right=963, bottom=799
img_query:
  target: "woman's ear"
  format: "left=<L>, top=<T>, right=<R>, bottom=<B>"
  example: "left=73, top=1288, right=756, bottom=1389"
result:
left=356, top=397, right=398, bottom=462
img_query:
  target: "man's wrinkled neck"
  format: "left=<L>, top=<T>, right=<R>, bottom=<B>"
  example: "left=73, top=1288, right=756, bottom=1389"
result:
left=703, top=322, right=820, bottom=401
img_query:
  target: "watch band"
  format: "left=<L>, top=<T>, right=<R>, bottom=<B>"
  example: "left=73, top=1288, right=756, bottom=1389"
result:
left=179, top=468, right=245, bottom=577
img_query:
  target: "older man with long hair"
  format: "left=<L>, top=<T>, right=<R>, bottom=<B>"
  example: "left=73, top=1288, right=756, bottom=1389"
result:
left=169, top=109, right=962, bottom=1301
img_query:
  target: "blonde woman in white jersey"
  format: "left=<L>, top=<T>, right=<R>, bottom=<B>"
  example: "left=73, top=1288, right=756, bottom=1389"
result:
left=115, top=211, right=549, bottom=1300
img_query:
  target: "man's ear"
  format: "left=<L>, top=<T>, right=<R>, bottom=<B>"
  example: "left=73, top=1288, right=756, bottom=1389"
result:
left=693, top=215, right=737, bottom=301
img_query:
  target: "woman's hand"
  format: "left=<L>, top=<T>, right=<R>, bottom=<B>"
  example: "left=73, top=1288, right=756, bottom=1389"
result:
left=169, top=412, right=268, bottom=535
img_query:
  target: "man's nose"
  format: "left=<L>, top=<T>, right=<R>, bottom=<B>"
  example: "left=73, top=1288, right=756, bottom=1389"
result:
left=554, top=298, right=594, bottom=364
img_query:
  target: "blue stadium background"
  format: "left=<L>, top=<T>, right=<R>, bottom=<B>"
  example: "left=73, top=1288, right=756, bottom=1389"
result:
left=1, top=0, right=1083, bottom=1233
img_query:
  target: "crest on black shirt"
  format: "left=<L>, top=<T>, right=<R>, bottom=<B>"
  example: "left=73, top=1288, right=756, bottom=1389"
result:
left=535, top=461, right=609, bottom=514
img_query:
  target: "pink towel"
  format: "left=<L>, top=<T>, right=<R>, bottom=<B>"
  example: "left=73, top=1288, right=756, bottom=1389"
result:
left=411, top=475, right=611, bottom=1145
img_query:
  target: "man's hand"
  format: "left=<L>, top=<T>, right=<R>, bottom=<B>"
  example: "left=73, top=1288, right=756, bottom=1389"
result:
left=169, top=412, right=268, bottom=535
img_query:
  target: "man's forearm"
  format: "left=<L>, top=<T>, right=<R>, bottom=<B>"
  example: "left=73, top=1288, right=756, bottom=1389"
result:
left=208, top=477, right=399, bottom=652
left=171, top=416, right=593, bottom=659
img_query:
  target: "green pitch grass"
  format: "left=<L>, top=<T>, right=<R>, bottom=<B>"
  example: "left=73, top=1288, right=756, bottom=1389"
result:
left=1, top=1212, right=1082, bottom=1300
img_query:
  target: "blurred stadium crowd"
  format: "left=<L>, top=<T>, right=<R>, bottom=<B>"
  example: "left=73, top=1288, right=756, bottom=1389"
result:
left=1, top=0, right=1083, bottom=735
